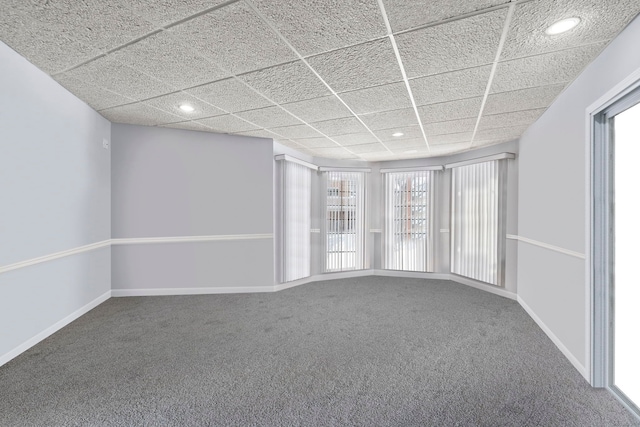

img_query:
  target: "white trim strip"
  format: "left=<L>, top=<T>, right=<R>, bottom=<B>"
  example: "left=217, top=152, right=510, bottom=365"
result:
left=274, top=154, right=318, bottom=170
left=518, top=295, right=588, bottom=380
left=111, top=234, right=273, bottom=245
left=0, top=240, right=111, bottom=275
left=440, top=229, right=450, bottom=233
left=317, top=166, right=372, bottom=172
left=380, top=165, right=444, bottom=173
left=310, top=229, right=321, bottom=234
left=445, top=152, right=516, bottom=169
left=509, top=234, right=585, bottom=259
left=112, top=286, right=273, bottom=297
left=370, top=229, right=382, bottom=233
left=0, top=290, right=111, bottom=368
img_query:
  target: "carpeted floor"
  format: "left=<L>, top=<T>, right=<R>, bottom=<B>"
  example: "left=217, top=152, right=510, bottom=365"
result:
left=1, top=277, right=638, bottom=426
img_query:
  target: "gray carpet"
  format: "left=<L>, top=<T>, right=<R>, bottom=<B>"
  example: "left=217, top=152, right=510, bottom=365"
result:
left=1, top=277, right=637, bottom=426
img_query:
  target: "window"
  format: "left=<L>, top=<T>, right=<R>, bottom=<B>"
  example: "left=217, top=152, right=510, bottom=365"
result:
left=383, top=170, right=436, bottom=272
left=450, top=159, right=507, bottom=286
left=277, top=156, right=314, bottom=283
left=323, top=171, right=367, bottom=272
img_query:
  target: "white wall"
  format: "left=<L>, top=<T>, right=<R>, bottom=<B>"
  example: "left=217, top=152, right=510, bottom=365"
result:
left=0, top=41, right=111, bottom=363
left=111, top=125, right=274, bottom=293
left=517, top=15, right=640, bottom=379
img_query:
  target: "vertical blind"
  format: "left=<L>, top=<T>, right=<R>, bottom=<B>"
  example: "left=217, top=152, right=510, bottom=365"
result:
left=323, top=171, right=366, bottom=272
left=383, top=170, right=435, bottom=272
left=280, top=160, right=312, bottom=283
left=450, top=160, right=506, bottom=286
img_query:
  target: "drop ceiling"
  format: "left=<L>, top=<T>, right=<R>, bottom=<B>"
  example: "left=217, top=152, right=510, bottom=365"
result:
left=2, top=0, right=639, bottom=161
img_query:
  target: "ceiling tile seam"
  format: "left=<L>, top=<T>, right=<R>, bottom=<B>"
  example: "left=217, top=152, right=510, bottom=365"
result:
left=242, top=0, right=393, bottom=157
left=469, top=3, right=516, bottom=148
left=496, top=39, right=612, bottom=64
left=405, top=63, right=495, bottom=83
left=377, top=0, right=430, bottom=152
left=162, top=0, right=243, bottom=29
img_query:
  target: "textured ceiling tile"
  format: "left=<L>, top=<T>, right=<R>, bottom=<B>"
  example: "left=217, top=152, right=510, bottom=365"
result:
left=348, top=143, right=388, bottom=154
left=491, top=42, right=607, bottom=93
left=310, top=117, right=369, bottom=137
left=235, top=105, right=302, bottom=128
left=306, top=38, right=403, bottom=92
left=311, top=147, right=358, bottom=159
left=187, top=78, right=273, bottom=112
left=125, top=0, right=229, bottom=26
left=374, top=125, right=423, bottom=142
left=281, top=96, right=352, bottom=123
left=429, top=132, right=474, bottom=145
left=144, top=92, right=225, bottom=119
left=110, top=32, right=229, bottom=90
left=386, top=138, right=428, bottom=150
left=277, top=139, right=308, bottom=151
left=478, top=108, right=546, bottom=130
left=502, top=0, right=640, bottom=60
left=384, top=0, right=509, bottom=32
left=418, top=97, right=483, bottom=123
left=100, top=103, right=183, bottom=126
left=424, top=118, right=477, bottom=136
left=251, top=0, right=386, bottom=56
left=429, top=142, right=472, bottom=154
left=169, top=1, right=296, bottom=74
left=231, top=129, right=278, bottom=139
left=239, top=61, right=330, bottom=104
left=360, top=108, right=418, bottom=131
left=484, top=84, right=565, bottom=115
left=332, top=133, right=379, bottom=146
left=197, top=114, right=260, bottom=133
left=267, top=124, right=324, bottom=139
left=339, top=82, right=412, bottom=114
left=65, top=56, right=176, bottom=100
left=410, top=65, right=492, bottom=106
left=53, top=75, right=136, bottom=111
left=396, top=9, right=507, bottom=78
left=159, top=121, right=215, bottom=132
left=293, top=137, right=338, bottom=149
left=358, top=151, right=396, bottom=161
left=474, top=125, right=528, bottom=143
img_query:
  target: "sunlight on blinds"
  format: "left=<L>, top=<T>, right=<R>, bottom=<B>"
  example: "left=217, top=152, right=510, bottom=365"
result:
left=281, top=160, right=311, bottom=282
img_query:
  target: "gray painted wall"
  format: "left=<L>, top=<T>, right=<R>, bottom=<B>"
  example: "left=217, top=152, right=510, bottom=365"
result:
left=111, top=125, right=274, bottom=290
left=0, top=41, right=111, bottom=359
left=517, top=15, right=640, bottom=374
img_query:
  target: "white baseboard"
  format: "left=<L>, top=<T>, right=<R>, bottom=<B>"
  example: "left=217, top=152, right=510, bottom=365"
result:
left=373, top=269, right=451, bottom=281
left=517, top=295, right=588, bottom=381
left=0, top=290, right=112, bottom=368
left=449, top=274, right=517, bottom=300
left=111, top=286, right=274, bottom=297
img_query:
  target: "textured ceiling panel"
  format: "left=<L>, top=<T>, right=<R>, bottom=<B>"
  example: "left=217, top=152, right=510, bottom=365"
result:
left=384, top=0, right=509, bottom=33
left=187, top=78, right=273, bottom=113
left=348, top=143, right=388, bottom=154
left=418, top=97, right=483, bottom=123
left=110, top=32, right=229, bottom=90
left=396, top=9, right=507, bottom=78
left=144, top=92, right=226, bottom=120
left=492, top=42, right=606, bottom=93
left=474, top=125, right=528, bottom=143
left=281, top=96, right=352, bottom=123
left=235, top=105, right=302, bottom=128
left=65, top=56, right=176, bottom=101
left=197, top=114, right=260, bottom=133
left=53, top=75, right=136, bottom=111
left=410, top=65, right=492, bottom=106
left=484, top=84, right=565, bottom=115
left=169, top=1, right=296, bottom=74
left=360, top=108, right=418, bottom=131
left=310, top=117, right=370, bottom=137
left=250, top=0, right=386, bottom=56
left=429, top=142, right=472, bottom=155
left=239, top=61, right=330, bottom=104
left=357, top=151, right=396, bottom=161
left=332, top=133, right=379, bottom=146
left=374, top=125, right=423, bottom=142
left=502, top=0, right=640, bottom=60
left=291, top=137, right=337, bottom=149
left=424, top=118, right=477, bottom=136
left=125, top=0, right=230, bottom=26
left=478, top=108, right=547, bottom=130
left=306, top=38, right=403, bottom=92
left=339, top=82, right=412, bottom=114
left=311, top=147, right=358, bottom=159
left=266, top=124, right=324, bottom=139
left=429, top=132, right=474, bottom=145
left=231, top=129, right=279, bottom=138
left=384, top=138, right=427, bottom=150
left=100, top=103, right=183, bottom=126
left=160, top=121, right=215, bottom=132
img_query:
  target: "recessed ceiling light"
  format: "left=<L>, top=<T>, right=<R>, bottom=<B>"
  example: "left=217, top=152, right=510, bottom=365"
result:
left=545, top=17, right=580, bottom=35
left=179, top=104, right=195, bottom=112
left=404, top=150, right=418, bottom=154
left=392, top=132, right=404, bottom=137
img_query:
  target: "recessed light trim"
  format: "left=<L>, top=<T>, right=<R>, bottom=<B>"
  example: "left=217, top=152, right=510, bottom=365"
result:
left=545, top=17, right=580, bottom=35
left=392, top=132, right=404, bottom=137
left=179, top=104, right=195, bottom=113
